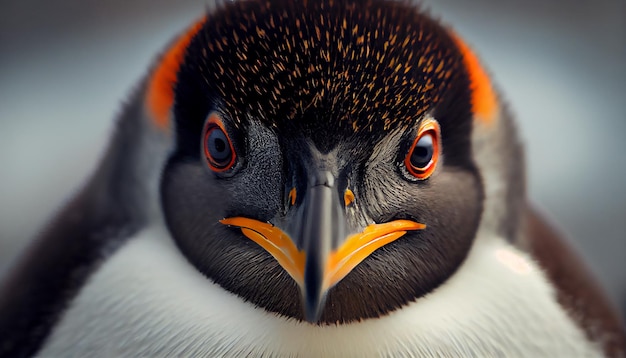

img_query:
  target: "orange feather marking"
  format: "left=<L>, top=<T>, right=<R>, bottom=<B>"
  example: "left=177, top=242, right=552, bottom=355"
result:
left=451, top=32, right=498, bottom=124
left=146, top=17, right=206, bottom=131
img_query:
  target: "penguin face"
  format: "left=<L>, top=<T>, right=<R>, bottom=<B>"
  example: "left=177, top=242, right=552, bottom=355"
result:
left=160, top=0, right=484, bottom=324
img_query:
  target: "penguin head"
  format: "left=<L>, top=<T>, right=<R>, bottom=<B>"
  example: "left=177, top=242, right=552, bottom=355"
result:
left=151, top=0, right=507, bottom=324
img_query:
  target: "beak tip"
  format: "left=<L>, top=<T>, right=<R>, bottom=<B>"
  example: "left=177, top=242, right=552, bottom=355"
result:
left=303, top=294, right=325, bottom=323
left=304, top=307, right=320, bottom=323
left=302, top=273, right=327, bottom=323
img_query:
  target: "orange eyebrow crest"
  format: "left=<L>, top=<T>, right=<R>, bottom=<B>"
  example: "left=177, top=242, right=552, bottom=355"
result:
left=145, top=17, right=207, bottom=131
left=450, top=32, right=499, bottom=125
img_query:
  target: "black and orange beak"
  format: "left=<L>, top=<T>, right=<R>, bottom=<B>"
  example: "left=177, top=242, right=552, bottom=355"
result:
left=220, top=171, right=425, bottom=322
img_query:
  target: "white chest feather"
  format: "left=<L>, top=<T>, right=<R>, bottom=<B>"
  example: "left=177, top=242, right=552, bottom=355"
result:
left=39, top=225, right=600, bottom=357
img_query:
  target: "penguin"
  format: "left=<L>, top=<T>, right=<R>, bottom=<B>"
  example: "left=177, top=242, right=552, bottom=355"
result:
left=1, top=0, right=624, bottom=356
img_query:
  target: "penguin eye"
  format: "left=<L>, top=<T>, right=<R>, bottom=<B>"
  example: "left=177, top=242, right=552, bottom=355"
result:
left=405, top=119, right=440, bottom=180
left=203, top=114, right=236, bottom=172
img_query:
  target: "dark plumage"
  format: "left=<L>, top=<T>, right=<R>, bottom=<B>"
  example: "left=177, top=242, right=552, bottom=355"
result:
left=167, top=0, right=480, bottom=324
left=1, top=0, right=624, bottom=356
left=175, top=0, right=470, bottom=154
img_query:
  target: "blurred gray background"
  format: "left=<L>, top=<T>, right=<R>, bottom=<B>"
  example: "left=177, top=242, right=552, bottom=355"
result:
left=1, top=0, right=625, bottom=319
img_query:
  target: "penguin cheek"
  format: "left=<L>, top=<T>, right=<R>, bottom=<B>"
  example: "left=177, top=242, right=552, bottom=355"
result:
left=160, top=160, right=274, bottom=286
left=359, top=167, right=482, bottom=288
left=160, top=160, right=231, bottom=246
left=418, top=169, right=483, bottom=260
left=219, top=121, right=283, bottom=221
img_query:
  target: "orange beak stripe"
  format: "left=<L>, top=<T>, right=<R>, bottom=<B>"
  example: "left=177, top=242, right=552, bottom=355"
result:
left=324, top=220, right=425, bottom=289
left=219, top=217, right=425, bottom=289
left=220, top=217, right=306, bottom=284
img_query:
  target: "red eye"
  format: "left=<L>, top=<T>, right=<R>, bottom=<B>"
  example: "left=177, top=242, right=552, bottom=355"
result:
left=405, top=119, right=440, bottom=179
left=204, top=114, right=236, bottom=172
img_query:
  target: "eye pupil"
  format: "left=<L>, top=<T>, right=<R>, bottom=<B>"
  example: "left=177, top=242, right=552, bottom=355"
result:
left=213, top=138, right=226, bottom=154
left=404, top=120, right=440, bottom=180
left=205, top=125, right=234, bottom=169
left=410, top=134, right=434, bottom=169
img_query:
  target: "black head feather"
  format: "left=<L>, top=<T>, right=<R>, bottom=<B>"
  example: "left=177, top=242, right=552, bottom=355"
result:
left=165, top=0, right=480, bottom=324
